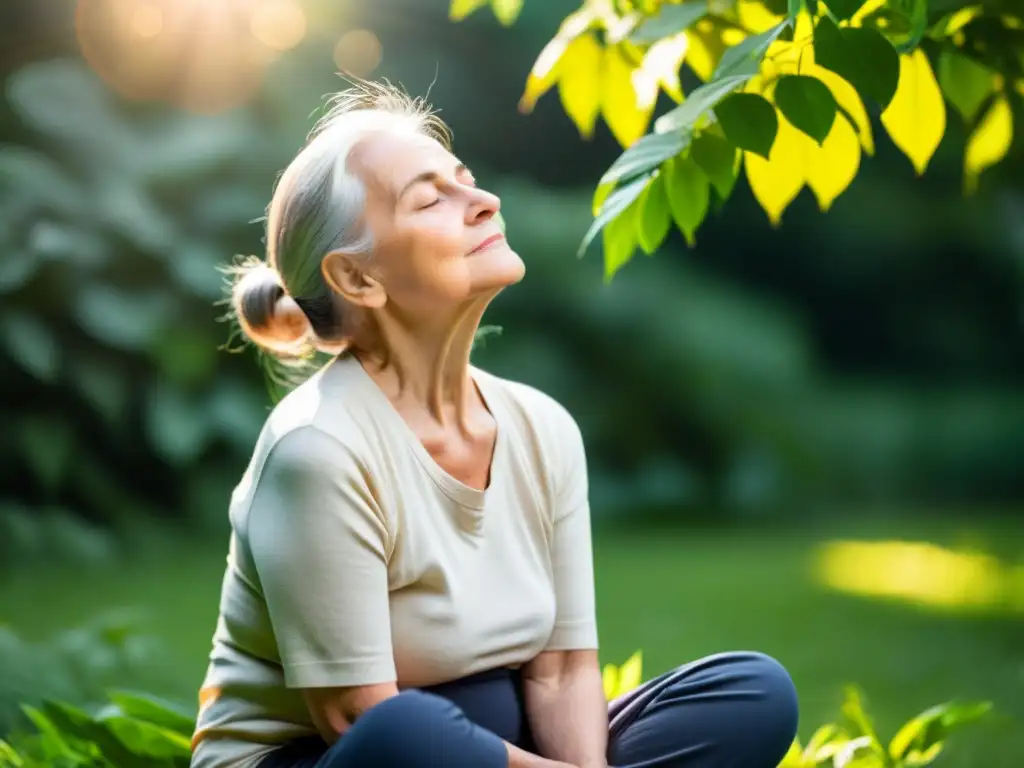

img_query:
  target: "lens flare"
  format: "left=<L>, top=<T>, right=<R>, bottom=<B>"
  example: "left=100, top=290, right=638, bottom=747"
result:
left=333, top=29, right=383, bottom=78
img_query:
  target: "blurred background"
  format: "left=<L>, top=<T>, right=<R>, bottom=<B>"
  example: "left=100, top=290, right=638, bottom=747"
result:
left=0, top=0, right=1022, bottom=763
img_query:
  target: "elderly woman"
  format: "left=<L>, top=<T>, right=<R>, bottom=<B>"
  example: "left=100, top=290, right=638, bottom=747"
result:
left=191, top=82, right=799, bottom=768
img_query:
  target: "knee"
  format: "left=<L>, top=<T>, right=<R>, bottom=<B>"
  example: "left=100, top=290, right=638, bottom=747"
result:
left=742, top=653, right=800, bottom=746
left=326, top=691, right=460, bottom=763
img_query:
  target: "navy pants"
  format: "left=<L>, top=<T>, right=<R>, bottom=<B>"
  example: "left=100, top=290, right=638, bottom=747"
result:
left=261, top=651, right=799, bottom=768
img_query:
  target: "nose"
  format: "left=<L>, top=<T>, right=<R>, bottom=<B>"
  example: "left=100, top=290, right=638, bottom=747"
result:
left=465, top=186, right=500, bottom=225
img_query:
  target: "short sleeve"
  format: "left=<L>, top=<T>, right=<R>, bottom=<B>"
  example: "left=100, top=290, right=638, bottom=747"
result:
left=544, top=408, right=600, bottom=651
left=246, top=426, right=396, bottom=689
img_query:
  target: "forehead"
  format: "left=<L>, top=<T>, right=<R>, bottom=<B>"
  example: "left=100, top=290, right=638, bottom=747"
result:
left=350, top=129, right=458, bottom=194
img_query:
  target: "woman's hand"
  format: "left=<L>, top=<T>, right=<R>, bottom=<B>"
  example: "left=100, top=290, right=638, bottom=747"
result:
left=505, top=741, right=580, bottom=768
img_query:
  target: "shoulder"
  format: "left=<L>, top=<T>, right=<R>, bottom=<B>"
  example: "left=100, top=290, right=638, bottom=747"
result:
left=477, top=367, right=582, bottom=442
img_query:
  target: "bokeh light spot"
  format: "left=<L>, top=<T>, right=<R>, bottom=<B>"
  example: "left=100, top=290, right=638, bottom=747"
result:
left=251, top=0, right=307, bottom=52
left=333, top=29, right=383, bottom=77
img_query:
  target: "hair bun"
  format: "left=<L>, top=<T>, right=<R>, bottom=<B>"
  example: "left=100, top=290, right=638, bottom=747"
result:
left=231, top=258, right=311, bottom=357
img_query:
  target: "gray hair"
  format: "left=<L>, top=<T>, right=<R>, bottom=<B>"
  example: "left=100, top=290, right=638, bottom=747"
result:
left=229, top=80, right=451, bottom=360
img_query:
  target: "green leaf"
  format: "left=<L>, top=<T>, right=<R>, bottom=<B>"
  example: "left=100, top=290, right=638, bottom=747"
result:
left=39, top=700, right=140, bottom=767
left=713, top=21, right=790, bottom=80
left=664, top=156, right=709, bottom=246
left=631, top=0, right=709, bottom=43
left=774, top=74, right=838, bottom=144
left=578, top=174, right=650, bottom=257
left=636, top=173, right=672, bottom=254
left=96, top=714, right=191, bottom=759
left=814, top=16, right=900, bottom=109
left=888, top=0, right=928, bottom=52
left=74, top=285, right=175, bottom=351
left=714, top=92, right=778, bottom=158
left=602, top=187, right=642, bottom=281
left=788, top=0, right=803, bottom=24
left=106, top=692, right=196, bottom=736
left=654, top=75, right=751, bottom=135
left=690, top=131, right=740, bottom=201
left=490, top=0, right=524, bottom=26
left=938, top=47, right=998, bottom=123
left=823, top=0, right=868, bottom=20
left=0, top=312, right=59, bottom=383
left=600, top=131, right=690, bottom=188
left=840, top=687, right=883, bottom=751
left=449, top=0, right=489, bottom=21
left=19, top=417, right=75, bottom=492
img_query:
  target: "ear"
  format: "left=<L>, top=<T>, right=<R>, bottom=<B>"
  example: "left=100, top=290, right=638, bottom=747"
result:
left=321, top=250, right=387, bottom=309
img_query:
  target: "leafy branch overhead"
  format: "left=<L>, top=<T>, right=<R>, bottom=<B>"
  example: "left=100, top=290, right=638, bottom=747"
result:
left=450, top=0, right=1023, bottom=280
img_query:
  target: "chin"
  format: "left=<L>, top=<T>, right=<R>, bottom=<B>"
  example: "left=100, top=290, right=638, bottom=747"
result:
left=469, top=246, right=526, bottom=292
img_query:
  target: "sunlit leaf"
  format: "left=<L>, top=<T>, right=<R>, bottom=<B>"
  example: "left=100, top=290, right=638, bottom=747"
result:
left=617, top=649, right=644, bottom=693
left=808, top=62, right=875, bottom=154
left=632, top=0, right=709, bottom=43
left=963, top=94, right=1012, bottom=193
left=775, top=74, right=838, bottom=145
left=558, top=33, right=603, bottom=138
left=685, top=18, right=737, bottom=81
left=691, top=131, right=740, bottom=200
left=602, top=663, right=621, bottom=700
left=665, top=155, right=709, bottom=246
left=603, top=45, right=654, bottom=147
left=713, top=21, right=790, bottom=80
left=904, top=742, right=944, bottom=765
left=520, top=7, right=597, bottom=112
left=633, top=33, right=690, bottom=108
left=449, top=0, right=489, bottom=22
left=788, top=0, right=803, bottom=25
left=881, top=49, right=947, bottom=176
left=744, top=113, right=807, bottom=226
left=579, top=174, right=650, bottom=257
left=636, top=173, right=672, bottom=254
left=814, top=16, right=900, bottom=109
left=490, top=0, right=523, bottom=26
left=938, top=48, right=998, bottom=124
left=715, top=92, right=778, bottom=158
left=808, top=111, right=860, bottom=210
left=778, top=738, right=803, bottom=767
left=933, top=6, right=983, bottom=36
left=654, top=74, right=751, bottom=134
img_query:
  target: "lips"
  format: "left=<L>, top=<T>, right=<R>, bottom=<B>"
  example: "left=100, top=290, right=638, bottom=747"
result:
left=469, top=233, right=505, bottom=254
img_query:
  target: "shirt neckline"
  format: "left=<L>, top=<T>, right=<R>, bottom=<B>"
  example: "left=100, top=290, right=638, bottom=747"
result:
left=329, top=353, right=506, bottom=521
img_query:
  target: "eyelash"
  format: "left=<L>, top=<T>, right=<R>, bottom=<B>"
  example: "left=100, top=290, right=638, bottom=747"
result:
left=417, top=178, right=475, bottom=210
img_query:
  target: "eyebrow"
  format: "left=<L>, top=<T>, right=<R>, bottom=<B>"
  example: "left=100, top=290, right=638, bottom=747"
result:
left=398, top=163, right=473, bottom=199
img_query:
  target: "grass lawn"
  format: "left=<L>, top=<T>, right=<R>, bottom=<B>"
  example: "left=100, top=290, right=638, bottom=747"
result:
left=1, top=514, right=1021, bottom=765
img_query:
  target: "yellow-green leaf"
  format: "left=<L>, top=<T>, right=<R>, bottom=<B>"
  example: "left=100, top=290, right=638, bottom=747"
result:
left=602, top=663, right=621, bottom=700
left=490, top=0, right=523, bottom=26
left=665, top=156, right=709, bottom=245
left=938, top=48, right=998, bottom=124
left=603, top=192, right=641, bottom=281
left=558, top=33, right=603, bottom=139
left=881, top=49, right=947, bottom=176
left=633, top=33, right=689, bottom=109
left=685, top=19, right=736, bottom=81
left=905, top=742, right=944, bottom=766
left=807, top=111, right=860, bottom=211
left=449, top=0, right=489, bottom=22
left=617, top=650, right=644, bottom=694
left=964, top=94, right=1013, bottom=194
left=521, top=37, right=569, bottom=113
left=809, top=62, right=875, bottom=155
left=603, top=45, right=654, bottom=147
left=778, top=738, right=803, bottom=767
left=744, top=112, right=807, bottom=226
left=637, top=174, right=673, bottom=254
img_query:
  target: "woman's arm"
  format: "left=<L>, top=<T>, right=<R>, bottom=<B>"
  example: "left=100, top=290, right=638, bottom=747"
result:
left=522, top=650, right=608, bottom=768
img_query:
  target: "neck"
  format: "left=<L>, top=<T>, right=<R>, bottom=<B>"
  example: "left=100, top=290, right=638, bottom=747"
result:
left=356, top=297, right=492, bottom=428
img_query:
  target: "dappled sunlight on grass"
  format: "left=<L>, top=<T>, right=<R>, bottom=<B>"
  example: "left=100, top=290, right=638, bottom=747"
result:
left=816, top=539, right=1024, bottom=614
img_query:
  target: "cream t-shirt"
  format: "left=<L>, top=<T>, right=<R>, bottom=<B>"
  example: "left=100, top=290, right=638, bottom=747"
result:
left=190, top=353, right=599, bottom=768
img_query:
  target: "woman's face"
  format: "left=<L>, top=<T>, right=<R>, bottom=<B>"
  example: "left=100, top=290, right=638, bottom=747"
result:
left=344, top=128, right=525, bottom=322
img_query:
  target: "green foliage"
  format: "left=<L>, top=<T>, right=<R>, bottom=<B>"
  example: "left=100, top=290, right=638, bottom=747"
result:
left=0, top=614, right=163, bottom=737
left=779, top=687, right=993, bottom=767
left=452, top=0, right=1023, bottom=278
left=0, top=689, right=193, bottom=768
